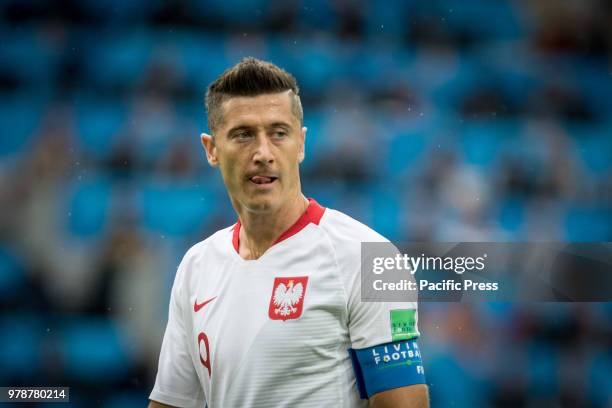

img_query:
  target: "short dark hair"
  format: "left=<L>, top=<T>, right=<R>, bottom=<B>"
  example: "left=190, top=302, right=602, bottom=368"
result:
left=205, top=57, right=303, bottom=133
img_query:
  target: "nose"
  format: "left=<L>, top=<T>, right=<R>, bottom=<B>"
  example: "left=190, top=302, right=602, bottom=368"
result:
left=252, top=133, right=274, bottom=165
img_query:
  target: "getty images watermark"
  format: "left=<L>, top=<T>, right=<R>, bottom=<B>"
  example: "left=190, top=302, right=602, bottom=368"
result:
left=361, top=242, right=612, bottom=302
left=372, top=252, right=498, bottom=292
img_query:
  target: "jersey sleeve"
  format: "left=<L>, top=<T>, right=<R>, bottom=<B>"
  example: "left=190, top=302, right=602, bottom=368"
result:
left=345, top=244, right=420, bottom=349
left=346, top=279, right=420, bottom=349
left=344, top=241, right=425, bottom=399
left=150, top=262, right=205, bottom=408
left=320, top=209, right=420, bottom=348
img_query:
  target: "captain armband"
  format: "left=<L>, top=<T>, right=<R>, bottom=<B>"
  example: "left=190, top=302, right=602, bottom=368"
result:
left=349, top=339, right=426, bottom=399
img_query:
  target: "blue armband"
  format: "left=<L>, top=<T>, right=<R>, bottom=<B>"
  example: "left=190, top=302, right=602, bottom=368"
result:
left=349, top=339, right=426, bottom=399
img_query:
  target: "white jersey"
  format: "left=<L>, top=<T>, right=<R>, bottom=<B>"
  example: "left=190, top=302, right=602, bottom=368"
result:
left=150, top=199, right=419, bottom=408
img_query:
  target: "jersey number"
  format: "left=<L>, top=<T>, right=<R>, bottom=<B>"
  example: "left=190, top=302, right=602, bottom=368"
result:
left=198, top=331, right=211, bottom=377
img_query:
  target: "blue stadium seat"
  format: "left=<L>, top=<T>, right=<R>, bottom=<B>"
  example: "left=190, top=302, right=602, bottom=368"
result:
left=420, top=0, right=522, bottom=39
left=287, top=41, right=342, bottom=94
left=176, top=100, right=208, bottom=132
left=478, top=302, right=516, bottom=323
left=364, top=0, right=410, bottom=40
left=387, top=128, right=429, bottom=175
left=65, top=175, right=114, bottom=238
left=0, top=28, right=58, bottom=84
left=140, top=180, right=213, bottom=237
left=266, top=37, right=296, bottom=74
left=587, top=350, right=612, bottom=406
left=496, top=196, right=525, bottom=235
left=459, top=120, right=516, bottom=168
left=488, top=62, right=538, bottom=108
left=78, top=0, right=158, bottom=20
left=431, top=59, right=480, bottom=110
left=369, top=185, right=402, bottom=241
left=0, top=315, right=43, bottom=381
left=60, top=318, right=130, bottom=383
left=296, top=0, right=337, bottom=31
left=568, top=126, right=612, bottom=177
left=350, top=46, right=415, bottom=91
left=0, top=246, right=26, bottom=301
left=565, top=207, right=612, bottom=241
left=75, top=98, right=127, bottom=158
left=572, top=60, right=612, bottom=119
left=103, top=391, right=149, bottom=408
left=0, top=95, right=42, bottom=157
left=528, top=342, right=560, bottom=398
left=425, top=354, right=486, bottom=407
left=176, top=32, right=231, bottom=90
left=85, top=31, right=152, bottom=87
left=64, top=391, right=97, bottom=408
left=191, top=0, right=271, bottom=24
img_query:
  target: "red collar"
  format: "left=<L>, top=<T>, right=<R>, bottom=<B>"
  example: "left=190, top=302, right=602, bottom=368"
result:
left=232, top=198, right=325, bottom=254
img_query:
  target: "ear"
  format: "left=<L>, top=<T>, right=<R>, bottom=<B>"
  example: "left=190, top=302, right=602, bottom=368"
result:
left=200, top=133, right=219, bottom=167
left=298, top=126, right=307, bottom=163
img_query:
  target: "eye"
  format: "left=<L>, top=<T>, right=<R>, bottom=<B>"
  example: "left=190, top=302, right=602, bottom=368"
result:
left=272, top=130, right=288, bottom=139
left=232, top=131, right=252, bottom=140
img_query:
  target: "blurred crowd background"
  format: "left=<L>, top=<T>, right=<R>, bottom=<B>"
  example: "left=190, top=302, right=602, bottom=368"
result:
left=1, top=0, right=611, bottom=406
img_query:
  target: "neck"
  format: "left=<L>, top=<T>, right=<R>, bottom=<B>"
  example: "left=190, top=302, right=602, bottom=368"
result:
left=235, top=193, right=308, bottom=260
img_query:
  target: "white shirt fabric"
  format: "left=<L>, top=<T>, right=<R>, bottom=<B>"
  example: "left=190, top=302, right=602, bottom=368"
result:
left=150, top=199, right=419, bottom=407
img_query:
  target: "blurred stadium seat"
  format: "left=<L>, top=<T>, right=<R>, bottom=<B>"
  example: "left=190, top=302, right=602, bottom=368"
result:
left=587, top=350, right=612, bottom=406
left=103, top=391, right=150, bottom=408
left=496, top=196, right=526, bottom=236
left=0, top=94, right=41, bottom=157
left=387, top=127, right=430, bottom=175
left=0, top=315, right=43, bottom=381
left=60, top=318, right=130, bottom=383
left=459, top=120, right=515, bottom=168
left=0, top=28, right=58, bottom=86
left=0, top=245, right=26, bottom=302
left=65, top=175, right=114, bottom=238
left=139, top=179, right=213, bottom=237
left=565, top=207, right=612, bottom=241
left=75, top=99, right=127, bottom=159
left=569, top=125, right=612, bottom=177
left=83, top=31, right=153, bottom=88
left=528, top=341, right=560, bottom=398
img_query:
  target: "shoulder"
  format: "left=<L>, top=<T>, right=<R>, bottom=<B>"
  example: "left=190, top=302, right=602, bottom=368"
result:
left=168, top=225, right=234, bottom=303
left=318, top=207, right=389, bottom=245
left=177, top=224, right=234, bottom=274
left=316, top=208, right=389, bottom=269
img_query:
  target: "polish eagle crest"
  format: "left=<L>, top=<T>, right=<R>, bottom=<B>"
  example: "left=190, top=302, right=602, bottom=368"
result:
left=269, top=276, right=309, bottom=320
left=273, top=280, right=304, bottom=316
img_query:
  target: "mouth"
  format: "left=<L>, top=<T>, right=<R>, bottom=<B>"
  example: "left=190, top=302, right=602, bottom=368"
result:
left=248, top=175, right=279, bottom=186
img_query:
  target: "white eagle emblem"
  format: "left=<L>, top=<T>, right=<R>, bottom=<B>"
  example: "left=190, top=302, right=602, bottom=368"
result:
left=273, top=280, right=304, bottom=316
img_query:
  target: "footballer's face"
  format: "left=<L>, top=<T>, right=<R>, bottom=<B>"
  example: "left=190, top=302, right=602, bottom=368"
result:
left=201, top=91, right=306, bottom=214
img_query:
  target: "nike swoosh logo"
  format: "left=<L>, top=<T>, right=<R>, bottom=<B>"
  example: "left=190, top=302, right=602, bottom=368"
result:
left=194, top=296, right=217, bottom=313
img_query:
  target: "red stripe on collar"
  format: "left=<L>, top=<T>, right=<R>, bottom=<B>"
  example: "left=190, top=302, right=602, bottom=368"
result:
left=232, top=198, right=325, bottom=254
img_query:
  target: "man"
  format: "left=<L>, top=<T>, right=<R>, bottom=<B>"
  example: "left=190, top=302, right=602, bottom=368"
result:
left=148, top=58, right=429, bottom=407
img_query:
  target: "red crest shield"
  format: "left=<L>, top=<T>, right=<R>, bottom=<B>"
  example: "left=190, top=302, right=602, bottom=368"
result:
left=268, top=276, right=308, bottom=321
